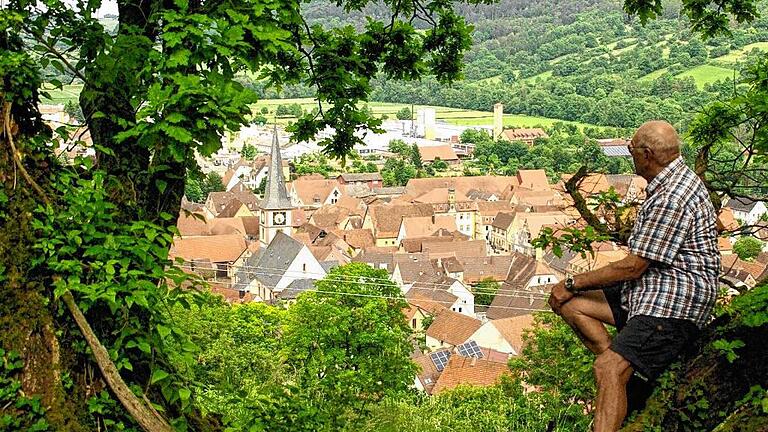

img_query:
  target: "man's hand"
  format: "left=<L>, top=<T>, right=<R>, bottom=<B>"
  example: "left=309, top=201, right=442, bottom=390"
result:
left=548, top=280, right=575, bottom=315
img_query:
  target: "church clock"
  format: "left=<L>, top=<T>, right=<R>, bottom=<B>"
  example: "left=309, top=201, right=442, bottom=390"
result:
left=273, top=212, right=286, bottom=226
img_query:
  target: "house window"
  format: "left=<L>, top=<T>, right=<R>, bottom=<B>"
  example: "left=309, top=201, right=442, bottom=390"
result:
left=412, top=318, right=417, bottom=328
left=458, top=307, right=462, bottom=313
left=302, top=263, right=307, bottom=272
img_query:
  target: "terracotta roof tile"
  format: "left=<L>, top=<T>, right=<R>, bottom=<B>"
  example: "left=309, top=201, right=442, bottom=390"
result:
left=413, top=353, right=441, bottom=394
left=169, top=234, right=248, bottom=263
left=369, top=203, right=434, bottom=238
left=491, top=315, right=537, bottom=354
left=431, top=356, right=510, bottom=394
left=419, top=145, right=459, bottom=162
left=502, top=128, right=548, bottom=143
left=426, top=310, right=483, bottom=346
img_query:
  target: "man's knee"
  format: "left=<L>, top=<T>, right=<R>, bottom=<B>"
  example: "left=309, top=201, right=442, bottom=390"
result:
left=594, top=350, right=632, bottom=386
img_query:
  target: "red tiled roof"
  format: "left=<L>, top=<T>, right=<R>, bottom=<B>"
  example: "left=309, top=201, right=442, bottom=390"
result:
left=426, top=310, right=483, bottom=346
left=431, top=356, right=510, bottom=394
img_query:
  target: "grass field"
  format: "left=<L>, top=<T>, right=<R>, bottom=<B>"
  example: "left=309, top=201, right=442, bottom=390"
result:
left=252, top=98, right=597, bottom=129
left=675, top=64, right=738, bottom=89
left=521, top=70, right=553, bottom=84
left=714, top=42, right=768, bottom=63
left=639, top=67, right=670, bottom=81
left=40, top=83, right=84, bottom=105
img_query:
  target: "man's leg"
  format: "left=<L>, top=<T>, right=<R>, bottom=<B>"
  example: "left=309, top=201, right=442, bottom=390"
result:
left=593, top=349, right=633, bottom=432
left=558, top=291, right=616, bottom=355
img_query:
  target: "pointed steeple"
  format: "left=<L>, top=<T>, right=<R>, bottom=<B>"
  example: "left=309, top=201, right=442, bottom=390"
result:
left=261, top=126, right=292, bottom=210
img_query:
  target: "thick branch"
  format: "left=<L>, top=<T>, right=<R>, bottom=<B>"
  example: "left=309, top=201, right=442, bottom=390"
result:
left=62, top=291, right=173, bottom=432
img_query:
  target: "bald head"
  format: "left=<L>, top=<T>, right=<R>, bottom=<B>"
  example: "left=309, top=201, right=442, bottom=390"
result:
left=632, top=120, right=681, bottom=165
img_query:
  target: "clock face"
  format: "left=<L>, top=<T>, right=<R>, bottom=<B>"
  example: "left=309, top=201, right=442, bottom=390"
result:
left=273, top=212, right=286, bottom=225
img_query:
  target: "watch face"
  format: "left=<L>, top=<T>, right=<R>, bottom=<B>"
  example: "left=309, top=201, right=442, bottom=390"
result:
left=274, top=212, right=286, bottom=225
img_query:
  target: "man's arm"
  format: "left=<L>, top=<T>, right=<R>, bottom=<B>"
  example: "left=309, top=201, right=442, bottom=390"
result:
left=549, top=254, right=649, bottom=314
left=572, top=253, right=649, bottom=292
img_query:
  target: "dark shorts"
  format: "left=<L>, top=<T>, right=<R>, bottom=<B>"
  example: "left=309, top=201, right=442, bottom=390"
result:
left=602, top=288, right=700, bottom=381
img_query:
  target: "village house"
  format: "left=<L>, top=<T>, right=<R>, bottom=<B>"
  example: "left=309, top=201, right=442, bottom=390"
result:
left=490, top=211, right=516, bottom=253
left=287, top=175, right=345, bottom=210
left=425, top=310, right=483, bottom=350
left=430, top=355, right=510, bottom=394
left=336, top=172, right=384, bottom=189
left=726, top=197, right=767, bottom=226
left=486, top=253, right=558, bottom=320
left=468, top=314, right=537, bottom=355
left=419, top=145, right=461, bottom=165
left=501, top=128, right=549, bottom=146
left=235, top=232, right=326, bottom=302
left=365, top=203, right=435, bottom=247
left=407, top=275, right=475, bottom=316
left=169, top=234, right=248, bottom=279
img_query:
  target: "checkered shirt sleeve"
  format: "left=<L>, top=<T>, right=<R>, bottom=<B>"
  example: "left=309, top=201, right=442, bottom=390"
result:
left=629, top=197, right=692, bottom=266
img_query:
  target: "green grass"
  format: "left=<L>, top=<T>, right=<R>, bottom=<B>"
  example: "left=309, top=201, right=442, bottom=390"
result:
left=639, top=67, right=670, bottom=81
left=476, top=75, right=503, bottom=84
left=40, top=83, right=83, bottom=105
left=521, top=70, right=553, bottom=84
left=253, top=98, right=597, bottom=129
left=714, top=42, right=768, bottom=63
left=675, top=64, right=738, bottom=89
left=612, top=43, right=638, bottom=56
left=450, top=114, right=595, bottom=129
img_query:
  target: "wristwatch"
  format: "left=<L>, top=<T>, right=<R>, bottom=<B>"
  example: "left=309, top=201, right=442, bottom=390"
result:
left=565, top=275, right=576, bottom=293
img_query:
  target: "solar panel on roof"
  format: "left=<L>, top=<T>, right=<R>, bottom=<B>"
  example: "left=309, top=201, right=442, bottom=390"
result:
left=430, top=350, right=451, bottom=371
left=457, top=340, right=484, bottom=358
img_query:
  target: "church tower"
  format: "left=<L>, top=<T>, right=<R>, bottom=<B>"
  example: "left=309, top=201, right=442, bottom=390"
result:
left=259, top=127, right=293, bottom=247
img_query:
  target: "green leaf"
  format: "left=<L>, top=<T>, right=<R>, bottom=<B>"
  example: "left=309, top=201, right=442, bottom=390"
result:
left=157, top=324, right=171, bottom=339
left=178, top=388, right=191, bottom=405
left=150, top=369, right=170, bottom=385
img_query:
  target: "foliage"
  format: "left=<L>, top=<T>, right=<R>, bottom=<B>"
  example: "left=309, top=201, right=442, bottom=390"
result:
left=349, top=158, right=379, bottom=173
left=293, top=152, right=334, bottom=177
left=509, top=313, right=596, bottom=407
left=240, top=143, right=257, bottom=160
left=185, top=171, right=226, bottom=202
left=411, top=143, right=423, bottom=169
left=169, top=295, right=285, bottom=425
left=382, top=157, right=418, bottom=186
left=396, top=106, right=413, bottom=120
left=688, top=54, right=768, bottom=208
left=220, top=263, right=418, bottom=430
left=31, top=167, right=205, bottom=427
left=732, top=236, right=763, bottom=260
left=473, top=278, right=500, bottom=306
left=0, top=349, right=50, bottom=431
left=64, top=100, right=84, bottom=123
left=360, top=313, right=592, bottom=431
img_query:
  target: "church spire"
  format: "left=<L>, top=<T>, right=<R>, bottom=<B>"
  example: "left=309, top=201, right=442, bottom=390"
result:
left=261, top=126, right=292, bottom=210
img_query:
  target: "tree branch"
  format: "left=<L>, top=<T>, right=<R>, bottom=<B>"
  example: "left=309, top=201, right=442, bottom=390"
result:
left=62, top=291, right=173, bottom=432
left=3, top=102, right=50, bottom=205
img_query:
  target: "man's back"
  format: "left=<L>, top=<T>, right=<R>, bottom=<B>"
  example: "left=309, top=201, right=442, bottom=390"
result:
left=625, top=156, right=720, bottom=327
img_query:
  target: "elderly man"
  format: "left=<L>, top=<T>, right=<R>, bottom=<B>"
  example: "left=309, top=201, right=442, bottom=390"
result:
left=548, top=120, right=720, bottom=432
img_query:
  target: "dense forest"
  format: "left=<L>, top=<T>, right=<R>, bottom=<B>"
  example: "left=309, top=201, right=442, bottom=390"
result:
left=244, top=0, right=768, bottom=131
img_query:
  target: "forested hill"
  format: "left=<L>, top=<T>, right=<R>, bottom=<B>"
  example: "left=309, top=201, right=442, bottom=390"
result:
left=301, top=0, right=768, bottom=130
left=302, top=0, right=613, bottom=29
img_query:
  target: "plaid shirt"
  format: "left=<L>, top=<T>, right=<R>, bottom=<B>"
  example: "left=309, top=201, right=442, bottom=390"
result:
left=621, top=157, right=720, bottom=328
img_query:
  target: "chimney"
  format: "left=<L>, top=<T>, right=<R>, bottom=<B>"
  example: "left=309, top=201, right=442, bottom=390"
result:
left=493, top=103, right=504, bottom=140
left=470, top=356, right=477, bottom=366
